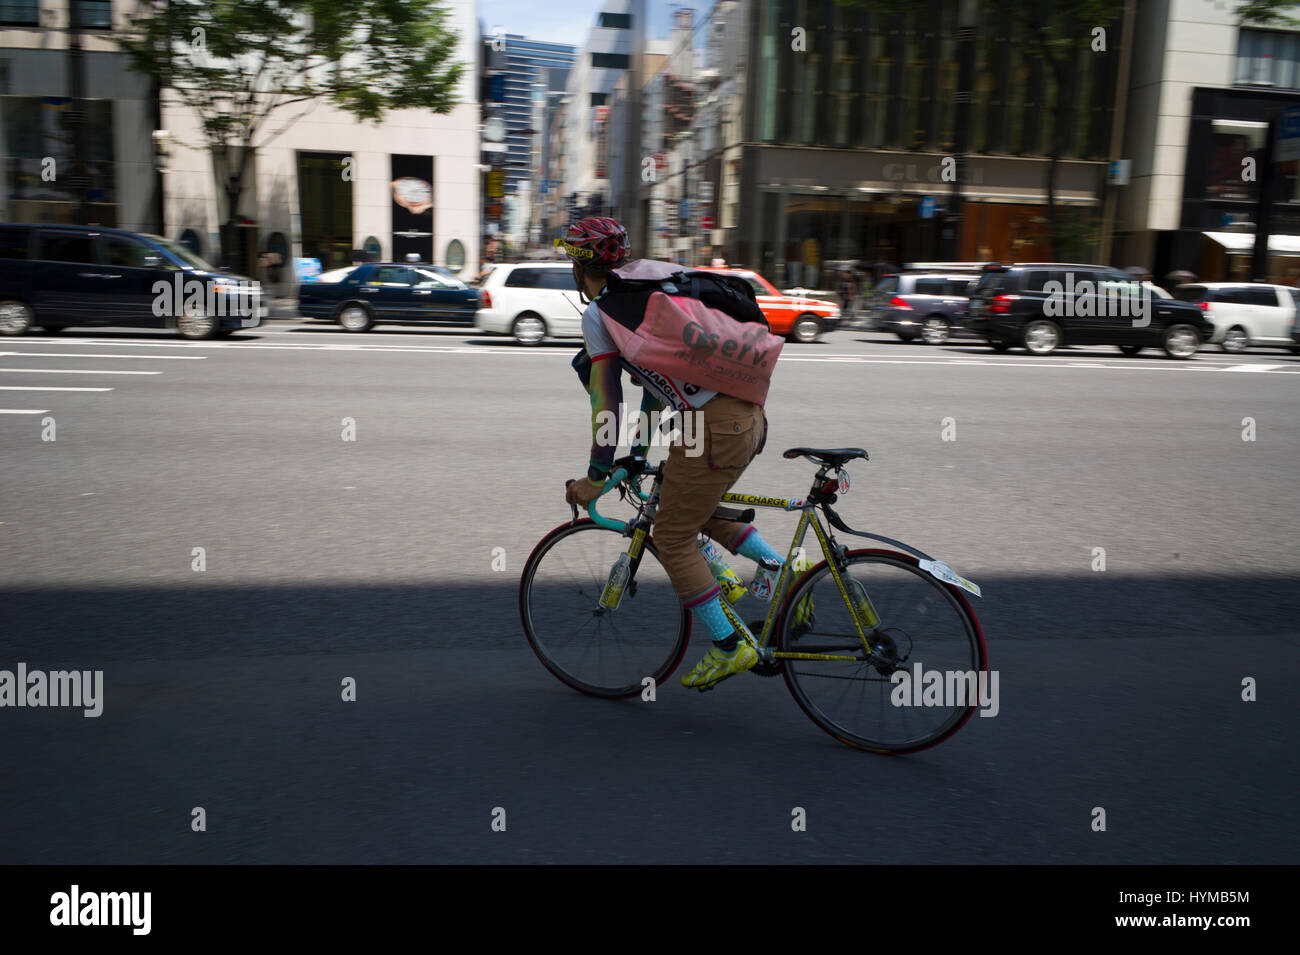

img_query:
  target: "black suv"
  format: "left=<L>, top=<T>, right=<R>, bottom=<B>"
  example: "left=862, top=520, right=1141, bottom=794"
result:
left=866, top=270, right=980, bottom=344
left=0, top=223, right=265, bottom=338
left=966, top=262, right=1212, bottom=358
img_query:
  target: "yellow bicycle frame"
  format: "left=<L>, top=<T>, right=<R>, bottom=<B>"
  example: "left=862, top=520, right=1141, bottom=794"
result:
left=717, top=493, right=879, bottom=661
left=600, top=479, right=882, bottom=661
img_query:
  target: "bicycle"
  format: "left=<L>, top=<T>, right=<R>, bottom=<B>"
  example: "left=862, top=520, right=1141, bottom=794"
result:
left=519, top=447, right=988, bottom=754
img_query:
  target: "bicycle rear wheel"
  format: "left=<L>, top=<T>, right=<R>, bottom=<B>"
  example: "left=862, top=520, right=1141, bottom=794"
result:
left=519, top=519, right=690, bottom=699
left=778, top=549, right=987, bottom=754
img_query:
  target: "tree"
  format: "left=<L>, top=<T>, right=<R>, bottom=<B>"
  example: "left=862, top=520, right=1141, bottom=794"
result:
left=1237, top=1, right=1300, bottom=27
left=835, top=0, right=1124, bottom=258
left=118, top=0, right=465, bottom=264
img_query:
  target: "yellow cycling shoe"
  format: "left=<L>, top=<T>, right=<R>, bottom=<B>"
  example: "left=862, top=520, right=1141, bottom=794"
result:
left=680, top=636, right=758, bottom=691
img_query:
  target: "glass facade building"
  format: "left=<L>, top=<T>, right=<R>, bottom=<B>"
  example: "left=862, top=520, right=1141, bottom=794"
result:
left=733, top=0, right=1122, bottom=284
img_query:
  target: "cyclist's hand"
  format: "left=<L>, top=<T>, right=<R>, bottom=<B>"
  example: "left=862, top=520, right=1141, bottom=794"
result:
left=565, top=477, right=604, bottom=508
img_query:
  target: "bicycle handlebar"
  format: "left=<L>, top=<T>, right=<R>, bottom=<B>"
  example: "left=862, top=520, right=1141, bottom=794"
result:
left=565, top=468, right=630, bottom=532
left=588, top=468, right=629, bottom=530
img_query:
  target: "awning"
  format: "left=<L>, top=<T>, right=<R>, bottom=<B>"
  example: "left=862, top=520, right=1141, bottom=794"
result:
left=1203, top=230, right=1300, bottom=255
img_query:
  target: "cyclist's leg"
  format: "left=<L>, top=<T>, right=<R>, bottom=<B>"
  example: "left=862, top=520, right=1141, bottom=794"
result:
left=653, top=396, right=765, bottom=687
left=653, top=396, right=763, bottom=598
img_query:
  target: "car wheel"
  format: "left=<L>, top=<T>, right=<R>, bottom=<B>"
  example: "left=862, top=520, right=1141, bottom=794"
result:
left=0, top=300, right=35, bottom=336
left=1022, top=319, right=1061, bottom=355
left=177, top=305, right=220, bottom=340
left=1162, top=323, right=1200, bottom=359
left=790, top=313, right=822, bottom=343
left=1220, top=326, right=1249, bottom=353
left=1117, top=343, right=1143, bottom=356
left=337, top=304, right=373, bottom=333
left=920, top=315, right=950, bottom=345
left=988, top=339, right=1012, bottom=352
left=512, top=313, right=546, bottom=345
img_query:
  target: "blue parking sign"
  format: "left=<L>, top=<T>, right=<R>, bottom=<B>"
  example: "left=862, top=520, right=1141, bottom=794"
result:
left=919, top=196, right=936, bottom=219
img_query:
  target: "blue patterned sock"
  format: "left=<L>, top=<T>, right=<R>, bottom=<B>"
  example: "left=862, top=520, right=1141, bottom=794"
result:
left=735, top=528, right=785, bottom=567
left=684, top=586, right=738, bottom=643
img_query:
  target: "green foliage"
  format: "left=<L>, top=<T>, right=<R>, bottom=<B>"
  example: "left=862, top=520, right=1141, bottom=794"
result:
left=1237, top=1, right=1300, bottom=28
left=118, top=0, right=465, bottom=149
left=1049, top=207, right=1103, bottom=262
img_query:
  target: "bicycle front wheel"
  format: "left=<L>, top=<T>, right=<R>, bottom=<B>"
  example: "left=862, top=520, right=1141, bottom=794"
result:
left=519, top=519, right=690, bottom=699
left=778, top=549, right=987, bottom=754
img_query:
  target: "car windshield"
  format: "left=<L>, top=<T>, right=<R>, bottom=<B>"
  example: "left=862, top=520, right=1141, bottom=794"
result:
left=145, top=235, right=218, bottom=271
left=1173, top=285, right=1206, bottom=302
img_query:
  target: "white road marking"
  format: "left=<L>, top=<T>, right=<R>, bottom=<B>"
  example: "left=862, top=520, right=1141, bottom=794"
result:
left=2, top=339, right=1292, bottom=374
left=0, top=408, right=49, bottom=414
left=0, top=385, right=113, bottom=392
left=0, top=368, right=161, bottom=375
left=0, top=351, right=204, bottom=360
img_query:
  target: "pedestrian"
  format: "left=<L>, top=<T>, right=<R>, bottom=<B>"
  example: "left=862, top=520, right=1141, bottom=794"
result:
left=838, top=268, right=858, bottom=320
left=786, top=237, right=802, bottom=288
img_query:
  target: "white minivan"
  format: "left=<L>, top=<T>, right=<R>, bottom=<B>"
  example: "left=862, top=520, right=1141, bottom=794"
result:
left=474, top=261, right=586, bottom=344
left=1172, top=282, right=1300, bottom=354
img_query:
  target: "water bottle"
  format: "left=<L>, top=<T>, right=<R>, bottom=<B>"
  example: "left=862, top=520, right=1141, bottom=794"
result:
left=749, top=557, right=781, bottom=601
left=698, top=538, right=747, bottom=604
left=599, top=553, right=632, bottom=610
left=845, top=576, right=879, bottom=628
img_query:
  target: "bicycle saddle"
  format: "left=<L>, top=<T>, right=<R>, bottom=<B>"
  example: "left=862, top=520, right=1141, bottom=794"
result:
left=782, top=447, right=869, bottom=467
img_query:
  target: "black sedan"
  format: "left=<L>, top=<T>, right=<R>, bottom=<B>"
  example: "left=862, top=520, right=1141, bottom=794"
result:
left=298, top=263, right=480, bottom=332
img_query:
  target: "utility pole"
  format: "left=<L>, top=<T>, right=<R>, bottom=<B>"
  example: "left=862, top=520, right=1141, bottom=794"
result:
left=1099, top=0, right=1137, bottom=265
left=624, top=0, right=646, bottom=255
left=1252, top=112, right=1278, bottom=282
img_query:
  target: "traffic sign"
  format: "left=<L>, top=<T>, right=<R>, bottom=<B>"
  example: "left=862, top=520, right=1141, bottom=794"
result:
left=919, top=196, right=936, bottom=219
left=1276, top=105, right=1300, bottom=162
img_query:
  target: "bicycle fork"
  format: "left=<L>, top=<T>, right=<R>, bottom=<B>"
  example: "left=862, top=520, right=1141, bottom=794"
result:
left=596, top=525, right=651, bottom=612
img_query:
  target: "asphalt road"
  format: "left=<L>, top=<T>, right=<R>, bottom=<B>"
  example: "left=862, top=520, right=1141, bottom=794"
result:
left=1, top=320, right=1297, bottom=863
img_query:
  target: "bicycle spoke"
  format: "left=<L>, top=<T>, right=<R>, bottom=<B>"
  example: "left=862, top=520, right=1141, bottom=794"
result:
left=779, top=552, right=984, bottom=753
left=523, top=523, right=687, bottom=697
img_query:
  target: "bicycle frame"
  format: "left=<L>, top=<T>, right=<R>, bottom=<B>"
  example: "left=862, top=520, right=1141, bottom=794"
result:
left=582, top=460, right=974, bottom=666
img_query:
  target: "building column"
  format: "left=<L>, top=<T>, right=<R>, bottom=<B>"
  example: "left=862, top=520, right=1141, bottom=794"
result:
left=774, top=189, right=788, bottom=285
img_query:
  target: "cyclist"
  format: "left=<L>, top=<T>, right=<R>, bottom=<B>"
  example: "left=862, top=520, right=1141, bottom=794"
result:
left=559, top=216, right=802, bottom=690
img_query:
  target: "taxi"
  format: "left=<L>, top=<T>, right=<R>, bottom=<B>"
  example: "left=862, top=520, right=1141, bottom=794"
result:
left=697, top=264, right=840, bottom=342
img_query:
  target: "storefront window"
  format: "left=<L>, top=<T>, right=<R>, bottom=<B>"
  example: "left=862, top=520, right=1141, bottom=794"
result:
left=1, top=96, right=116, bottom=222
left=1207, top=121, right=1267, bottom=202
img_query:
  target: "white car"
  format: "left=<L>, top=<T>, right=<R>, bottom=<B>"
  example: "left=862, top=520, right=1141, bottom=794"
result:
left=1172, top=282, right=1300, bottom=354
left=474, top=261, right=585, bottom=344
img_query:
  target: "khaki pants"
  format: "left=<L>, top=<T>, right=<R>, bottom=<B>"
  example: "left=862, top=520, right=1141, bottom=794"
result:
left=651, top=394, right=767, bottom=599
